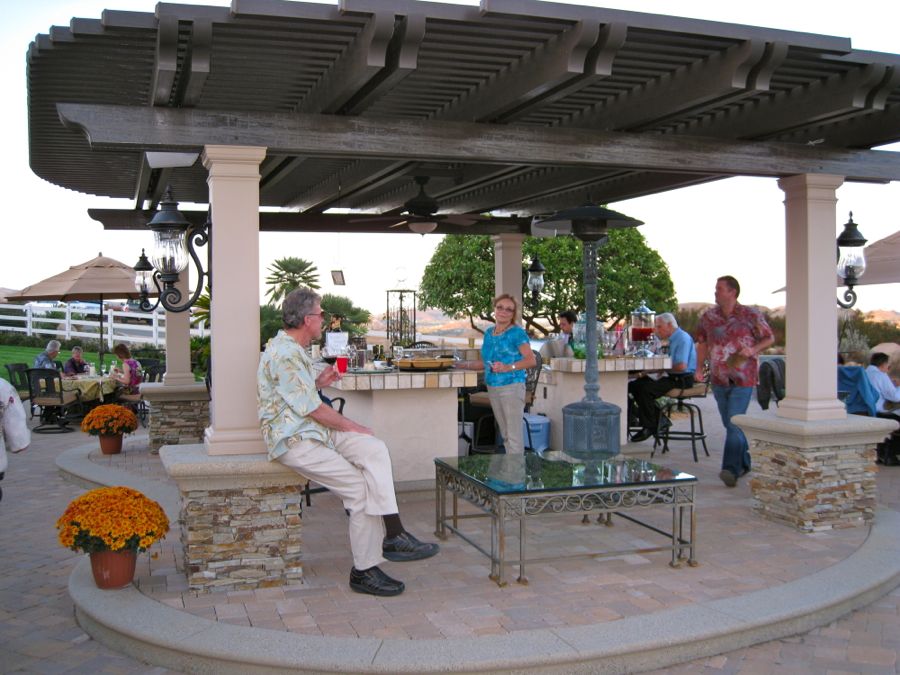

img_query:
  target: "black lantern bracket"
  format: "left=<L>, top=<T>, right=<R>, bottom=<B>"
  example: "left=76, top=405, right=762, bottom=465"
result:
left=836, top=211, right=867, bottom=310
left=134, top=189, right=211, bottom=313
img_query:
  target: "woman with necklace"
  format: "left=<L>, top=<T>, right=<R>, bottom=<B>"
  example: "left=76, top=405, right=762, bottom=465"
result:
left=456, top=294, right=536, bottom=454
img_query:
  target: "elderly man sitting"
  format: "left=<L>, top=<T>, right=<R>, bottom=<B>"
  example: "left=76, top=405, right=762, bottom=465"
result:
left=33, top=340, right=61, bottom=369
left=258, top=287, right=438, bottom=597
left=62, top=346, right=90, bottom=378
left=628, top=313, right=697, bottom=442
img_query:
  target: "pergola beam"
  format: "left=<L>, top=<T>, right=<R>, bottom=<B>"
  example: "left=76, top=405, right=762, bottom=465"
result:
left=87, top=208, right=528, bottom=235
left=59, top=103, right=900, bottom=182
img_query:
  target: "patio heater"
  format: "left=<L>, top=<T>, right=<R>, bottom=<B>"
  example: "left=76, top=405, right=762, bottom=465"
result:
left=532, top=206, right=644, bottom=462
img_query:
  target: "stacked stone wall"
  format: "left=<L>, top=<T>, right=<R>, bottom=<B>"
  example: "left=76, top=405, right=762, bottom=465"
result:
left=150, top=399, right=209, bottom=451
left=749, top=440, right=877, bottom=532
left=182, top=485, right=304, bottom=592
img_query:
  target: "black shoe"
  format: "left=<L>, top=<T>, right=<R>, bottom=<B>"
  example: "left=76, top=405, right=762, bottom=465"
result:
left=719, top=469, right=737, bottom=487
left=382, top=531, right=440, bottom=562
left=630, top=428, right=654, bottom=443
left=349, top=566, right=405, bottom=596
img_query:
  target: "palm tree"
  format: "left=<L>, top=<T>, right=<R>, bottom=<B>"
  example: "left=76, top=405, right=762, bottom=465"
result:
left=265, top=257, right=319, bottom=305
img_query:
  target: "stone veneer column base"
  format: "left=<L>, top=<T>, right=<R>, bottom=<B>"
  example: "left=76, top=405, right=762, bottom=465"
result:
left=734, top=413, right=896, bottom=532
left=141, top=383, right=210, bottom=451
left=159, top=444, right=306, bottom=592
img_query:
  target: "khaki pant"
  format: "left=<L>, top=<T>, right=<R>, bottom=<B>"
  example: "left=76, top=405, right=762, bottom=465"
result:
left=278, top=431, right=398, bottom=570
left=488, top=382, right=526, bottom=454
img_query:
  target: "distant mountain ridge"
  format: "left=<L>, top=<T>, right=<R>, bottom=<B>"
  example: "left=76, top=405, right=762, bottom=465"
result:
left=369, top=304, right=900, bottom=332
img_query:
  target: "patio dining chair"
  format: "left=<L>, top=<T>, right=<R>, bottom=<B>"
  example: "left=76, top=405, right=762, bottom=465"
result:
left=5, top=363, right=33, bottom=416
left=27, top=367, right=82, bottom=433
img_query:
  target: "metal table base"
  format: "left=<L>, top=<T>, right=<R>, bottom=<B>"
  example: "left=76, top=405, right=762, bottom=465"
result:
left=435, top=461, right=696, bottom=586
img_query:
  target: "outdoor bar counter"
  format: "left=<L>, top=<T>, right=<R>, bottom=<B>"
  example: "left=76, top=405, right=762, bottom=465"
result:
left=323, top=367, right=477, bottom=488
left=530, top=356, right=671, bottom=449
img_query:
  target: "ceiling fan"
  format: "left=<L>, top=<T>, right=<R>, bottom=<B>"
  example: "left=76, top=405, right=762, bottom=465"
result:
left=350, top=176, right=483, bottom=234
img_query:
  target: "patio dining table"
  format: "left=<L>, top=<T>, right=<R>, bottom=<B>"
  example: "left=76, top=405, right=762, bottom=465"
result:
left=61, top=375, right=117, bottom=403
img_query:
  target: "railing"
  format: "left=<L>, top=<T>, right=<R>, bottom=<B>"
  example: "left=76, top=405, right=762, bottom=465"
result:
left=0, top=303, right=208, bottom=349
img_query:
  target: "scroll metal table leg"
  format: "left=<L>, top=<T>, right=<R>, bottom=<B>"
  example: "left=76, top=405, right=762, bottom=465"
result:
left=517, top=511, right=528, bottom=584
left=669, top=505, right=681, bottom=568
left=688, top=502, right=698, bottom=567
left=435, top=472, right=446, bottom=539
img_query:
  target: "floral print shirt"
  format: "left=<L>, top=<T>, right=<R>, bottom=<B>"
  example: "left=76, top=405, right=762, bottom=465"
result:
left=257, top=330, right=332, bottom=461
left=696, top=303, right=773, bottom=387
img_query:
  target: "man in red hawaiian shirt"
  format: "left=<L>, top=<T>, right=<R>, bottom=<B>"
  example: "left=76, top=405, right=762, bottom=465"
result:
left=696, top=276, right=774, bottom=488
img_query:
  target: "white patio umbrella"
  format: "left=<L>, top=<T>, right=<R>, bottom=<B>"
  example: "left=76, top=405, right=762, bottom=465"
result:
left=8, top=254, right=154, bottom=363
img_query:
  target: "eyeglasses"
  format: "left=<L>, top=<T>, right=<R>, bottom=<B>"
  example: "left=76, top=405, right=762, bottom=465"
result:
left=495, top=305, right=515, bottom=313
left=305, top=311, right=325, bottom=319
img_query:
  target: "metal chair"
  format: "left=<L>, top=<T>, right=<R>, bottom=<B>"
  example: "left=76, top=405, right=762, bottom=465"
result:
left=27, top=368, right=82, bottom=433
left=5, top=363, right=32, bottom=416
left=652, top=379, right=710, bottom=462
left=143, top=364, right=166, bottom=383
left=301, top=394, right=346, bottom=505
left=408, top=340, right=436, bottom=348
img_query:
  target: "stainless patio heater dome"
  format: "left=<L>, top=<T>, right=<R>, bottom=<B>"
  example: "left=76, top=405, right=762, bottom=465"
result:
left=532, top=205, right=644, bottom=462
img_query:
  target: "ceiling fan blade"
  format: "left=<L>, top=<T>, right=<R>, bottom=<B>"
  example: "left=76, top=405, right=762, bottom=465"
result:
left=348, top=215, right=403, bottom=223
left=442, top=214, right=482, bottom=226
left=388, top=220, right=409, bottom=229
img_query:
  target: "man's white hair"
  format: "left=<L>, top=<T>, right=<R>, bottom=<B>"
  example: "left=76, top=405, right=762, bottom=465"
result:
left=656, top=312, right=678, bottom=328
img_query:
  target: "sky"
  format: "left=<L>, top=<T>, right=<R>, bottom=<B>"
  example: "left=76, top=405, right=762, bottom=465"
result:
left=2, top=0, right=898, bottom=316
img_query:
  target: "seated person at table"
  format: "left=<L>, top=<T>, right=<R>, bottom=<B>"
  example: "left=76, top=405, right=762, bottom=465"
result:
left=109, top=343, right=142, bottom=394
left=629, top=313, right=697, bottom=442
left=33, top=340, right=61, bottom=370
left=865, top=352, right=900, bottom=418
left=540, top=310, right=576, bottom=360
left=258, top=287, right=438, bottom=598
left=62, top=346, right=90, bottom=378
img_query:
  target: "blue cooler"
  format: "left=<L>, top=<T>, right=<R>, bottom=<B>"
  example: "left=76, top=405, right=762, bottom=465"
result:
left=497, top=414, right=551, bottom=453
left=523, top=413, right=551, bottom=453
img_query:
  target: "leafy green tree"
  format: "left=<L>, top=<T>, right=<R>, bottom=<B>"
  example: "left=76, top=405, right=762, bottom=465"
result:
left=321, top=294, right=370, bottom=337
left=420, top=231, right=677, bottom=335
left=260, top=304, right=283, bottom=348
left=265, top=257, right=319, bottom=306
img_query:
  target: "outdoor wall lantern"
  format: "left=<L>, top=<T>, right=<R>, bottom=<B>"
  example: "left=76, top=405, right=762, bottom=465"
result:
left=836, top=211, right=867, bottom=309
left=133, top=189, right=210, bottom=313
left=526, top=255, right=546, bottom=306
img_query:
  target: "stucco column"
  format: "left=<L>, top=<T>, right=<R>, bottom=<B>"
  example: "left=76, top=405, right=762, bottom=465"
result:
left=491, top=233, right=526, bottom=315
left=202, top=145, right=267, bottom=455
left=162, top=269, right=195, bottom=385
left=776, top=174, right=846, bottom=421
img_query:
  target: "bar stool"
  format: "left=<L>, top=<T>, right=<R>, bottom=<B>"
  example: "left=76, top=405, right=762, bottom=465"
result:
left=652, top=381, right=710, bottom=462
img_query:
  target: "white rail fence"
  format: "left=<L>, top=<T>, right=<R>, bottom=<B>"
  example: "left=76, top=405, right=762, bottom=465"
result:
left=0, top=303, right=208, bottom=349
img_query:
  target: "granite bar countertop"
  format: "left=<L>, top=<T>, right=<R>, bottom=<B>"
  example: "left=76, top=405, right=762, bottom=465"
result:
left=546, top=356, right=672, bottom=373
left=328, top=369, right=477, bottom=391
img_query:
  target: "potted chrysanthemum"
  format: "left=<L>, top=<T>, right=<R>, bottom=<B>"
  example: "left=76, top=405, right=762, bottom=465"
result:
left=80, top=404, right=138, bottom=454
left=56, top=486, right=169, bottom=589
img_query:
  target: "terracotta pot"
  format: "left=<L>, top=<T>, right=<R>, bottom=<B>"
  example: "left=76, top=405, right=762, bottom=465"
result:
left=89, top=550, right=137, bottom=589
left=98, top=434, right=123, bottom=454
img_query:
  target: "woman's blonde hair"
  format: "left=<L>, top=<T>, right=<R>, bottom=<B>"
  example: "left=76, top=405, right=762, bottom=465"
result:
left=492, top=293, right=518, bottom=320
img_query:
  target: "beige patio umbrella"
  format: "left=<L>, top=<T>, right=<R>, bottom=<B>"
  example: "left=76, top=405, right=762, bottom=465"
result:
left=9, top=254, right=154, bottom=363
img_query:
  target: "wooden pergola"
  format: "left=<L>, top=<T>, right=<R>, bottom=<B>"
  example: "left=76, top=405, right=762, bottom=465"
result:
left=28, top=0, right=900, bottom=234
left=25, top=1, right=899, bottom=532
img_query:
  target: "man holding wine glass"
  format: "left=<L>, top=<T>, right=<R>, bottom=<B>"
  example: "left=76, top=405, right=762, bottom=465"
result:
left=258, top=288, right=438, bottom=598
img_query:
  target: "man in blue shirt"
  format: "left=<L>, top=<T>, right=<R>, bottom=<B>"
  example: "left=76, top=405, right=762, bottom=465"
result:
left=629, top=313, right=697, bottom=442
left=33, top=340, right=61, bottom=369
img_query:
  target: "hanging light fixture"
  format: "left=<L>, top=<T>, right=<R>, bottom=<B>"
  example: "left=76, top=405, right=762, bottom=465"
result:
left=133, top=188, right=210, bottom=313
left=408, top=220, right=438, bottom=235
left=836, top=211, right=867, bottom=309
left=526, top=255, right=546, bottom=306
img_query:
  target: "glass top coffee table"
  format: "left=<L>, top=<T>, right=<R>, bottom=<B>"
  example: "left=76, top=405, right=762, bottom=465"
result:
left=434, top=453, right=697, bottom=586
